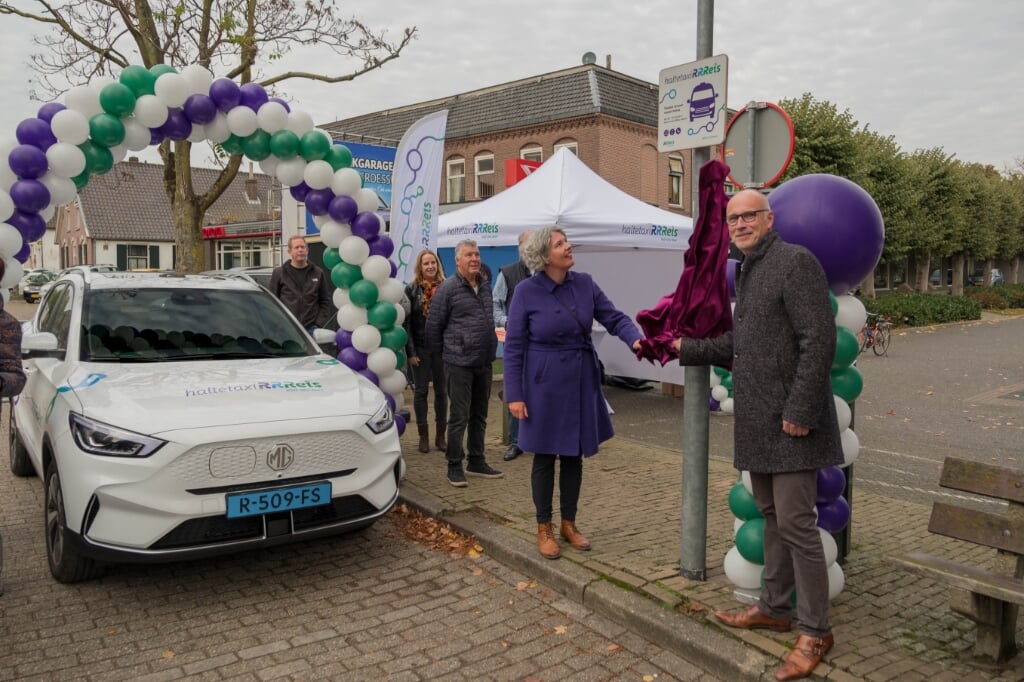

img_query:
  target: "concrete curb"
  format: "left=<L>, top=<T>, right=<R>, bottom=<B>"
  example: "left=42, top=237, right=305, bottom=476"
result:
left=398, top=484, right=778, bottom=681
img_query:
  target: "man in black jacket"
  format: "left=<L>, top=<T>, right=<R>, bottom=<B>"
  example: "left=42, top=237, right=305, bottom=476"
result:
left=269, top=236, right=332, bottom=333
left=426, top=239, right=503, bottom=487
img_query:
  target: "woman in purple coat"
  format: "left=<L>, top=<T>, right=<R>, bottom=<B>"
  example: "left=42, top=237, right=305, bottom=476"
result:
left=504, top=227, right=643, bottom=560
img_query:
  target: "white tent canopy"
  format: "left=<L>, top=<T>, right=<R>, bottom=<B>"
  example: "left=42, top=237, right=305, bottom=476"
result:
left=438, top=148, right=693, bottom=249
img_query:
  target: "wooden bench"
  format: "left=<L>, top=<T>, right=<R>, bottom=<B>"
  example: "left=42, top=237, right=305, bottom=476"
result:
left=893, top=456, right=1024, bottom=662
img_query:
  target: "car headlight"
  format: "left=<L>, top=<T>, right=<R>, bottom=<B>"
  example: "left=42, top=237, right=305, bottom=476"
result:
left=365, top=401, right=394, bottom=434
left=69, top=413, right=166, bottom=457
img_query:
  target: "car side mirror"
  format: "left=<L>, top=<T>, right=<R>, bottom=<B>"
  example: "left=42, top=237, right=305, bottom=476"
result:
left=22, top=331, right=63, bottom=358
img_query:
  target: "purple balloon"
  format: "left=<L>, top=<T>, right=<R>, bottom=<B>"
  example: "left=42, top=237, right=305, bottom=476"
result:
left=9, top=179, right=51, bottom=213
left=709, top=397, right=720, bottom=411
left=7, top=144, right=49, bottom=179
left=384, top=392, right=396, bottom=412
left=351, top=211, right=381, bottom=240
left=289, top=182, right=311, bottom=202
left=37, top=102, right=66, bottom=123
left=238, top=82, right=269, bottom=112
left=303, top=188, right=335, bottom=216
left=16, top=118, right=57, bottom=151
left=367, top=234, right=395, bottom=259
left=394, top=413, right=406, bottom=437
left=771, top=174, right=885, bottom=295
left=183, top=93, right=217, bottom=125
left=726, top=258, right=739, bottom=300
left=338, top=345, right=368, bottom=370
left=269, top=97, right=291, bottom=113
left=8, top=210, right=47, bottom=242
left=816, top=496, right=851, bottom=533
left=357, top=368, right=379, bottom=386
left=159, top=108, right=193, bottom=141
left=149, top=128, right=166, bottom=145
left=335, top=328, right=353, bottom=348
left=389, top=260, right=398, bottom=278
left=209, top=78, right=241, bottom=112
left=816, top=466, right=846, bottom=503
left=14, top=241, right=31, bottom=263
left=327, top=195, right=359, bottom=223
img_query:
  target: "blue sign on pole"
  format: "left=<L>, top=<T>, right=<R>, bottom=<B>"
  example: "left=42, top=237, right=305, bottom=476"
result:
left=305, top=141, right=396, bottom=236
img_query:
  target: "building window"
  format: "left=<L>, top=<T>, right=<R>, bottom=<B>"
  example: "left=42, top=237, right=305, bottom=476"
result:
left=520, top=146, right=543, bottom=162
left=554, top=141, right=578, bottom=156
left=475, top=153, right=494, bottom=199
left=446, top=159, right=465, bottom=203
left=668, top=156, right=684, bottom=207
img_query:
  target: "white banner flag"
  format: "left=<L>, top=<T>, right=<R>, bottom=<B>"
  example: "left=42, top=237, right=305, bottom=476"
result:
left=389, top=109, right=449, bottom=283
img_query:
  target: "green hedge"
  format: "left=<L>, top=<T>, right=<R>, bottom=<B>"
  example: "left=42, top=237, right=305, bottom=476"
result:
left=855, top=292, right=982, bottom=327
left=965, top=283, right=1024, bottom=309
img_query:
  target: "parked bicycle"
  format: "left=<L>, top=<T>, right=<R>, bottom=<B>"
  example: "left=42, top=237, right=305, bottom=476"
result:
left=860, top=312, right=893, bottom=356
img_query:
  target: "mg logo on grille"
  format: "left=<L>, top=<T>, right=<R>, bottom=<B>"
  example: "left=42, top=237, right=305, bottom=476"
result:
left=267, top=444, right=294, bottom=471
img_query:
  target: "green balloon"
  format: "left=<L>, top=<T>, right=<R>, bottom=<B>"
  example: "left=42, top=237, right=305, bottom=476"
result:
left=300, top=130, right=330, bottom=161
left=832, top=326, right=859, bottom=369
left=88, top=113, right=126, bottom=148
left=79, top=140, right=114, bottom=175
left=367, top=301, right=397, bottom=329
left=269, top=130, right=301, bottom=159
left=348, top=279, right=380, bottom=308
left=829, top=291, right=838, bottom=317
left=325, top=144, right=354, bottom=171
left=379, top=325, right=408, bottom=352
left=735, top=518, right=765, bottom=565
left=71, top=170, right=90, bottom=190
left=99, top=82, right=137, bottom=117
left=830, top=365, right=864, bottom=403
left=149, top=64, right=177, bottom=78
left=713, top=366, right=730, bottom=378
left=728, top=481, right=762, bottom=521
left=721, top=373, right=733, bottom=391
left=242, top=130, right=272, bottom=161
left=119, top=65, right=156, bottom=97
left=220, top=134, right=245, bottom=155
left=322, top=247, right=343, bottom=270
left=394, top=350, right=406, bottom=371
left=331, top=262, right=363, bottom=289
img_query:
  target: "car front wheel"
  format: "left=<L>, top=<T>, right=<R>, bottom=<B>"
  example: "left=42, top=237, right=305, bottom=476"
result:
left=45, top=461, right=102, bottom=583
left=9, top=402, right=34, bottom=477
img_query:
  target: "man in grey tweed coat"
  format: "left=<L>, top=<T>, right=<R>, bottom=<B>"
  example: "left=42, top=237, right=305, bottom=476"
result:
left=673, top=189, right=843, bottom=681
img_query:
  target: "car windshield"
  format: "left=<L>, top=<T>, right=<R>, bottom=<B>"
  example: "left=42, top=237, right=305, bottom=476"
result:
left=80, top=287, right=316, bottom=361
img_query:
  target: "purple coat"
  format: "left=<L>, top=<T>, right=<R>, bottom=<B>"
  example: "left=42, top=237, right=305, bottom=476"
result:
left=503, top=270, right=641, bottom=457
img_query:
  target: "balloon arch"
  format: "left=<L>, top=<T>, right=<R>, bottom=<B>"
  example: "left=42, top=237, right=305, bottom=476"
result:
left=0, top=64, right=409, bottom=434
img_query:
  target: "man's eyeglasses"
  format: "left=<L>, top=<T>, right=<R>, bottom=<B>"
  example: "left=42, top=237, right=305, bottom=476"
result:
left=725, top=209, right=770, bottom=226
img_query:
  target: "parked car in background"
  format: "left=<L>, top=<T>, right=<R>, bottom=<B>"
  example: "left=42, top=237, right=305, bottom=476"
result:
left=10, top=269, right=402, bottom=583
left=968, top=267, right=1004, bottom=286
left=14, top=268, right=55, bottom=299
left=20, top=270, right=57, bottom=302
left=38, top=264, right=120, bottom=302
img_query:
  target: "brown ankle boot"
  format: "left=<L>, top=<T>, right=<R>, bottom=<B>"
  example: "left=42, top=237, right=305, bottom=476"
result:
left=435, top=423, right=447, bottom=452
left=416, top=424, right=429, bottom=453
left=560, top=520, right=592, bottom=551
left=537, top=522, right=560, bottom=559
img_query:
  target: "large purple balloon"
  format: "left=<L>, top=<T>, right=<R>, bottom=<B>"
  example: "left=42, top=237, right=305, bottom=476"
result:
left=37, top=102, right=66, bottom=123
left=159, top=108, right=193, bottom=141
left=209, top=78, right=241, bottom=112
left=149, top=128, right=166, bottom=145
left=368, top=234, right=395, bottom=259
left=816, top=496, right=851, bottom=533
left=14, top=240, right=31, bottom=263
left=338, top=345, right=368, bottom=371
left=303, top=188, right=334, bottom=216
left=816, top=465, right=846, bottom=504
left=351, top=211, right=381, bottom=240
left=238, top=83, right=269, bottom=112
left=289, top=182, right=311, bottom=202
left=328, top=195, right=359, bottom=223
left=16, top=118, right=57, bottom=151
left=770, top=174, right=885, bottom=295
left=7, top=144, right=49, bottom=179
left=335, top=328, right=353, bottom=348
left=8, top=210, right=47, bottom=242
left=9, top=179, right=51, bottom=213
left=183, top=94, right=217, bottom=125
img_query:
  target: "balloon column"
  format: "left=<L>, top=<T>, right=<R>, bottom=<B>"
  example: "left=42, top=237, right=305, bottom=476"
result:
left=0, top=64, right=407, bottom=434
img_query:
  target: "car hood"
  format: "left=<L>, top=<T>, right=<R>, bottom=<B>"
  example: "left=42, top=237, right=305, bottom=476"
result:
left=65, top=356, right=385, bottom=434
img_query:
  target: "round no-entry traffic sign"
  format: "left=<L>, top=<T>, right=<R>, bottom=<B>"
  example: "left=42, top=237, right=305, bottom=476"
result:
left=724, top=101, right=794, bottom=189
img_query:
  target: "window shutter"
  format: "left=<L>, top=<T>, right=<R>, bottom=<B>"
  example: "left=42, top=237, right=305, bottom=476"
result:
left=116, top=244, right=127, bottom=271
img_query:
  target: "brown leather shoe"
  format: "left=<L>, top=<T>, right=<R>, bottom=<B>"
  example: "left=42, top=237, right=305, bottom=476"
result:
left=434, top=423, right=447, bottom=452
left=417, top=424, right=430, bottom=454
left=713, top=605, right=792, bottom=632
left=774, top=633, right=834, bottom=681
left=560, top=520, right=592, bottom=550
left=537, top=522, right=560, bottom=559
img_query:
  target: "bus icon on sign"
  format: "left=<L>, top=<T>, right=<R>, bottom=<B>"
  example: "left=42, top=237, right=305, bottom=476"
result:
left=688, top=82, right=719, bottom=122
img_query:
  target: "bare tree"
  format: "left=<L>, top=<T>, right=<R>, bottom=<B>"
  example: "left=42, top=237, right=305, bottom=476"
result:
left=0, top=0, right=415, bottom=271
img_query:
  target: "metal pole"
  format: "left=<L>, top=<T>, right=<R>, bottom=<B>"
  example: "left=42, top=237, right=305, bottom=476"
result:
left=680, top=0, right=714, bottom=581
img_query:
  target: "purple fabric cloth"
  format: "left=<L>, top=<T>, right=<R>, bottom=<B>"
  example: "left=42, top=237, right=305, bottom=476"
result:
left=636, top=159, right=733, bottom=365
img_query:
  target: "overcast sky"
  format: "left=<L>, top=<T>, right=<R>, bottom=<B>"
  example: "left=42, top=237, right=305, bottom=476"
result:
left=1, top=0, right=1020, bottom=171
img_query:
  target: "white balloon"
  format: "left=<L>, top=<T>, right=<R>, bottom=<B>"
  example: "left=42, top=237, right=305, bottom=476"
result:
left=275, top=157, right=307, bottom=186
left=0, top=258, right=24, bottom=289
left=122, top=118, right=152, bottom=151
left=351, top=324, right=382, bottom=353
left=720, top=397, right=735, bottom=414
left=303, top=160, right=334, bottom=190
left=361, top=255, right=391, bottom=285
left=378, top=278, right=405, bottom=304
left=723, top=546, right=763, bottom=589
left=0, top=285, right=8, bottom=305
left=378, top=368, right=408, bottom=396
left=90, top=76, right=116, bottom=99
left=819, top=528, right=838, bottom=566
left=710, top=372, right=722, bottom=388
left=833, top=395, right=852, bottom=432
left=319, top=221, right=347, bottom=249
left=286, top=110, right=314, bottom=136
left=337, top=303, right=368, bottom=331
left=333, top=287, right=350, bottom=309
left=840, top=428, right=860, bottom=467
left=50, top=109, right=91, bottom=145
left=711, top=384, right=729, bottom=402
left=39, top=203, right=55, bottom=222
left=367, top=347, right=398, bottom=376
left=331, top=168, right=362, bottom=197
left=180, top=64, right=214, bottom=95
left=339, top=235, right=370, bottom=264
left=39, top=174, right=77, bottom=207
left=256, top=101, right=289, bottom=133
left=0, top=190, right=14, bottom=223
left=0, top=165, right=14, bottom=192
left=311, top=212, right=330, bottom=228
left=109, top=144, right=128, bottom=164
left=835, top=295, right=867, bottom=336
left=65, top=85, right=103, bottom=117
left=187, top=124, right=207, bottom=143
left=258, top=156, right=279, bottom=178
left=154, top=72, right=190, bottom=108
left=391, top=390, right=404, bottom=411
left=226, top=106, right=259, bottom=138
left=741, top=470, right=753, bottom=495
left=133, top=95, right=169, bottom=128
left=205, top=112, right=231, bottom=144
left=0, top=223, right=23, bottom=256
left=45, top=142, right=87, bottom=178
left=827, top=561, right=845, bottom=600
left=393, top=304, right=406, bottom=327
left=354, top=187, right=379, bottom=213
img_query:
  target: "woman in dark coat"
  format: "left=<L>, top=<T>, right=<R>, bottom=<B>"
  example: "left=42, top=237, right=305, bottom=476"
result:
left=403, top=249, right=447, bottom=453
left=504, top=227, right=642, bottom=559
